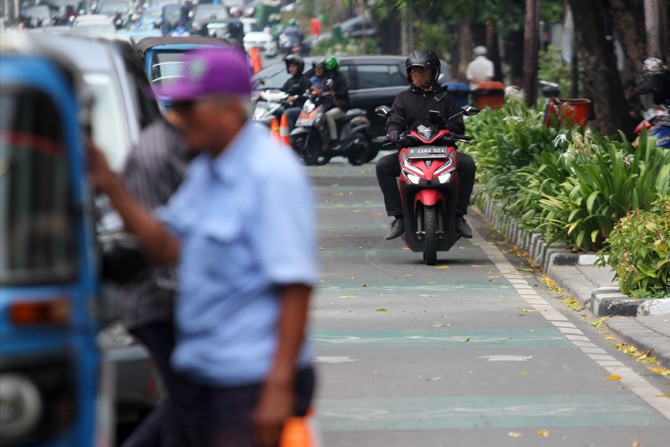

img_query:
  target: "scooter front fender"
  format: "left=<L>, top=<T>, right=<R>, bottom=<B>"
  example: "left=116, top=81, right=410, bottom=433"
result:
left=290, top=127, right=310, bottom=137
left=414, top=189, right=442, bottom=208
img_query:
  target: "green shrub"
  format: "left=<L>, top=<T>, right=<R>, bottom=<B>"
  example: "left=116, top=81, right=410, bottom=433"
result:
left=597, top=195, right=670, bottom=298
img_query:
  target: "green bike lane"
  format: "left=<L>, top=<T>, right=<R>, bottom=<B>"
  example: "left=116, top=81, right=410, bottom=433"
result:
left=308, top=162, right=670, bottom=447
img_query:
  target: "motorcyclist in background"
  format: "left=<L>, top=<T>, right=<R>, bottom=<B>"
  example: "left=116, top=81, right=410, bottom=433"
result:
left=376, top=49, right=476, bottom=240
left=279, top=54, right=311, bottom=132
left=310, top=57, right=327, bottom=93
left=322, top=56, right=350, bottom=151
left=635, top=57, right=670, bottom=108
left=281, top=17, right=304, bottom=54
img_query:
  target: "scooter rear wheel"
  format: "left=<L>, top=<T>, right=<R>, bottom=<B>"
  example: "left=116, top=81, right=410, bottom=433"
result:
left=423, top=205, right=438, bottom=265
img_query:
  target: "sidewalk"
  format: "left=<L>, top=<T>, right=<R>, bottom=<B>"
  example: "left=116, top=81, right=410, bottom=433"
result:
left=478, top=200, right=670, bottom=370
left=548, top=263, right=670, bottom=370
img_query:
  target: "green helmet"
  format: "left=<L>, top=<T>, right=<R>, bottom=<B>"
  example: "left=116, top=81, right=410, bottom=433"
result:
left=325, top=56, right=340, bottom=73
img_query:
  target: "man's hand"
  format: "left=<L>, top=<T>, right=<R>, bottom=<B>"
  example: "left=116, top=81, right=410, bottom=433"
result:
left=86, top=137, right=119, bottom=193
left=386, top=130, right=399, bottom=143
left=253, top=377, right=294, bottom=447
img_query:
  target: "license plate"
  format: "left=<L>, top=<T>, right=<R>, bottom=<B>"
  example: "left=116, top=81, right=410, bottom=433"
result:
left=407, top=146, right=447, bottom=159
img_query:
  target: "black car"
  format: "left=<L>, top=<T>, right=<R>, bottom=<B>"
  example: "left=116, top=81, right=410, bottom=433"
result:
left=252, top=55, right=451, bottom=147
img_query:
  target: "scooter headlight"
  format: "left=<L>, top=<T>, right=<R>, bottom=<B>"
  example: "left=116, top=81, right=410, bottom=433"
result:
left=400, top=151, right=424, bottom=183
left=303, top=101, right=315, bottom=114
left=0, top=374, right=42, bottom=440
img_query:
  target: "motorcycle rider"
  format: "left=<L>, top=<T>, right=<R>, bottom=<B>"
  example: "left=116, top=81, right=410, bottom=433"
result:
left=281, top=18, right=304, bottom=55
left=376, top=49, right=476, bottom=240
left=278, top=54, right=311, bottom=132
left=310, top=57, right=327, bottom=93
left=322, top=56, right=350, bottom=151
left=635, top=57, right=670, bottom=107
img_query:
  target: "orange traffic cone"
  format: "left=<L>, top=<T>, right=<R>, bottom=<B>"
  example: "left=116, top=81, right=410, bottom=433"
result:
left=280, top=408, right=322, bottom=447
left=270, top=116, right=281, bottom=142
left=250, top=47, right=262, bottom=74
left=279, top=113, right=291, bottom=146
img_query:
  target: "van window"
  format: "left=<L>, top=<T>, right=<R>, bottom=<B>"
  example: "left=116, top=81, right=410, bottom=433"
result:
left=0, top=90, right=77, bottom=285
left=356, top=64, right=404, bottom=89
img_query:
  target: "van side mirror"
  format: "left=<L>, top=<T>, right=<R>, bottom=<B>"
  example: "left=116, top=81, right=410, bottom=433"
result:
left=375, top=105, right=391, bottom=117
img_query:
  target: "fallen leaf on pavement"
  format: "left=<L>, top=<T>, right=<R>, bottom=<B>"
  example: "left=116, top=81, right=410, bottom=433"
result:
left=537, top=429, right=549, bottom=438
left=376, top=308, right=388, bottom=312
left=508, top=431, right=523, bottom=438
left=605, top=375, right=622, bottom=381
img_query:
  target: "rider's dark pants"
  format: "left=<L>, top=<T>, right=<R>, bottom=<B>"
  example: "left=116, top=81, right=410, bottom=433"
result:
left=283, top=107, right=302, bottom=132
left=375, top=151, right=476, bottom=217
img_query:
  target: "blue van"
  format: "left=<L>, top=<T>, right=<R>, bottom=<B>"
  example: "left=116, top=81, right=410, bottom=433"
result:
left=0, top=36, right=113, bottom=446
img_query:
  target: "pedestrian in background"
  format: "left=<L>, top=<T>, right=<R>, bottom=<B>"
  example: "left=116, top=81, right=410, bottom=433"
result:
left=466, top=46, right=494, bottom=90
left=87, top=46, right=318, bottom=447
left=117, top=114, right=193, bottom=447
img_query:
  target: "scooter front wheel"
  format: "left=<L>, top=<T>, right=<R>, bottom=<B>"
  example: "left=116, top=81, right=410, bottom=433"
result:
left=422, top=205, right=438, bottom=265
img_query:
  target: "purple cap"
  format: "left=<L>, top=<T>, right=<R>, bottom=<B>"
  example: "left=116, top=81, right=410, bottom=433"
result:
left=153, top=47, right=252, bottom=101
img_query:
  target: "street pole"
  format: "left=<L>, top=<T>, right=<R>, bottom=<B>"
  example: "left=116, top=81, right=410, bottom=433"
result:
left=644, top=0, right=661, bottom=57
left=523, top=0, right=541, bottom=107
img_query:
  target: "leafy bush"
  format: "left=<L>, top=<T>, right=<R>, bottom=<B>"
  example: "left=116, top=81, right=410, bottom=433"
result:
left=310, top=36, right=379, bottom=56
left=466, top=99, right=670, bottom=253
left=597, top=195, right=670, bottom=298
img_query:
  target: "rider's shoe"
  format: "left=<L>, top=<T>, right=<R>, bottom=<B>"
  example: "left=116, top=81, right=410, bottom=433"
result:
left=455, top=216, right=473, bottom=239
left=385, top=216, right=405, bottom=240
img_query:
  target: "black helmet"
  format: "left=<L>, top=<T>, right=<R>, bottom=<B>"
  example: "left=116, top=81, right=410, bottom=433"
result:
left=405, top=49, right=441, bottom=83
left=312, top=57, right=326, bottom=71
left=284, top=54, right=305, bottom=75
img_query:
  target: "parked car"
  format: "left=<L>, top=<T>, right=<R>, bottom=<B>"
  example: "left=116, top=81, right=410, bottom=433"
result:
left=339, top=14, right=376, bottom=39
left=72, top=15, right=116, bottom=37
left=24, top=32, right=164, bottom=424
left=190, top=3, right=230, bottom=36
left=242, top=19, right=277, bottom=58
left=252, top=55, right=452, bottom=148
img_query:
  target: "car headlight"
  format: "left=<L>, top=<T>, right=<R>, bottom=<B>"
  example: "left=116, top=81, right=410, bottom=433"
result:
left=0, top=374, right=42, bottom=440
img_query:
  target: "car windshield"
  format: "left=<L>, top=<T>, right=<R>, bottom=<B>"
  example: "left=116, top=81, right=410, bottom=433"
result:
left=98, top=1, right=129, bottom=15
left=193, top=4, right=228, bottom=21
left=73, top=22, right=116, bottom=37
left=0, top=89, right=77, bottom=285
left=84, top=73, right=129, bottom=171
left=149, top=51, right=187, bottom=86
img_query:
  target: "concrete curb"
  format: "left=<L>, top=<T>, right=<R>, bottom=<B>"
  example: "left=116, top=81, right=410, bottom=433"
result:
left=478, top=196, right=668, bottom=317
left=605, top=316, right=670, bottom=370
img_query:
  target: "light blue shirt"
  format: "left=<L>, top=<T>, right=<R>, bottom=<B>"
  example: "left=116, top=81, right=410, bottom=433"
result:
left=158, top=121, right=317, bottom=386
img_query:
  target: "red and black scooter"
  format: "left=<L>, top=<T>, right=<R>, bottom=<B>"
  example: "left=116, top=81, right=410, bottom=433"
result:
left=375, top=105, right=480, bottom=265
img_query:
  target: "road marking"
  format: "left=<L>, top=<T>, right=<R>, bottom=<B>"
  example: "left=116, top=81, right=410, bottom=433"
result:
left=478, top=355, right=533, bottom=362
left=470, top=225, right=670, bottom=420
left=314, top=356, right=358, bottom=364
left=316, top=395, right=670, bottom=431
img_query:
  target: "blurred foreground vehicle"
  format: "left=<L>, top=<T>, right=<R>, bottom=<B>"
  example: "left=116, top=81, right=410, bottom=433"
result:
left=0, top=33, right=113, bottom=447
left=15, top=31, right=165, bottom=427
left=135, top=36, right=232, bottom=108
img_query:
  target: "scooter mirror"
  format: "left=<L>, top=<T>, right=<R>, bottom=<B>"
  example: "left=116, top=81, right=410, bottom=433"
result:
left=375, top=105, right=391, bottom=117
left=462, top=105, right=481, bottom=116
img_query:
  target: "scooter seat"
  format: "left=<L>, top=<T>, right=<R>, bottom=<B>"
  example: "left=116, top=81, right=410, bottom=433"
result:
left=345, top=108, right=366, bottom=118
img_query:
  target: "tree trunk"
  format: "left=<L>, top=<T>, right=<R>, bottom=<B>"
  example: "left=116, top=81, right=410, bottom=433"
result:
left=457, top=22, right=473, bottom=82
left=566, top=0, right=634, bottom=136
left=374, top=12, right=402, bottom=55
left=605, top=0, right=647, bottom=84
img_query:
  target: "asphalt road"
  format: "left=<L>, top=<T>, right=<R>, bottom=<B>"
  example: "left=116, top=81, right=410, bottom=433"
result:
left=308, top=157, right=670, bottom=447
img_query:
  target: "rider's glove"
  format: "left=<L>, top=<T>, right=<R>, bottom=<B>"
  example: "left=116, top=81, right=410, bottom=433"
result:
left=387, top=130, right=399, bottom=143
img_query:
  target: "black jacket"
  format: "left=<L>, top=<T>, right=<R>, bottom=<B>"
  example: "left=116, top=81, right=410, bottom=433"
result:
left=386, top=84, right=465, bottom=135
left=282, top=74, right=311, bottom=106
left=326, top=71, right=350, bottom=110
